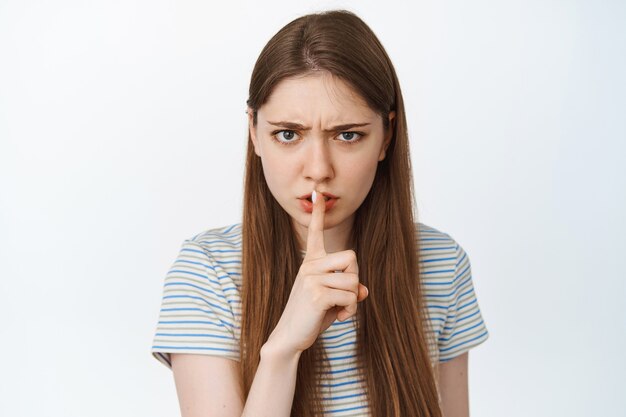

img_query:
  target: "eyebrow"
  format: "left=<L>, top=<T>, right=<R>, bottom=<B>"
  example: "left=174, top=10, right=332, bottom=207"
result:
left=267, top=120, right=371, bottom=132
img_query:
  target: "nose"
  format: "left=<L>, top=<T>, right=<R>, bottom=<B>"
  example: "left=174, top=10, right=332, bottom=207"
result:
left=302, top=137, right=334, bottom=183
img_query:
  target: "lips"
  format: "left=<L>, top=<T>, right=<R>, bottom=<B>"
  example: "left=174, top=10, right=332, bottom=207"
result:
left=298, top=193, right=339, bottom=213
left=298, top=191, right=338, bottom=202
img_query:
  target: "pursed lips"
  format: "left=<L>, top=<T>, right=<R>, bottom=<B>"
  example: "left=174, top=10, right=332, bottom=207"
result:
left=298, top=192, right=338, bottom=201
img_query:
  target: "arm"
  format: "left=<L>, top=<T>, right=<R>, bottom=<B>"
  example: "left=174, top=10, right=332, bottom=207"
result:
left=241, top=341, right=301, bottom=417
left=437, top=352, right=469, bottom=417
left=170, top=339, right=301, bottom=417
left=171, top=354, right=244, bottom=417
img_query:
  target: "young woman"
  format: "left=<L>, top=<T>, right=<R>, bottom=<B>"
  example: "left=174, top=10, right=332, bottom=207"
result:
left=151, top=9, right=489, bottom=417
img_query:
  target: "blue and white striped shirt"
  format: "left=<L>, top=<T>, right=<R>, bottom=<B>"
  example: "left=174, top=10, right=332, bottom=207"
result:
left=151, top=222, right=489, bottom=416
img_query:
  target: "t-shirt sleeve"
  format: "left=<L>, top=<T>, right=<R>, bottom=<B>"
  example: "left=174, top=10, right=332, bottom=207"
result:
left=151, top=239, right=240, bottom=369
left=437, top=238, right=490, bottom=363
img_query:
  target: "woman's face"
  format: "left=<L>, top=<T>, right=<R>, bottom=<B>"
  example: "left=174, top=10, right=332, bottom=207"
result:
left=248, top=71, right=395, bottom=249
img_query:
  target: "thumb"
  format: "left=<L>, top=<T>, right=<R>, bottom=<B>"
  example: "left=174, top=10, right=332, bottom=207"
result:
left=357, top=283, right=369, bottom=302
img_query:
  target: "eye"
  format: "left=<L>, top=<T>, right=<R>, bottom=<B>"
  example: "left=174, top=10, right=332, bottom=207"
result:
left=271, top=130, right=300, bottom=145
left=336, top=131, right=364, bottom=145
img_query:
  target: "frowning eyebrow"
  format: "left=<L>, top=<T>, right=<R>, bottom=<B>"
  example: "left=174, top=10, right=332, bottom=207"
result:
left=267, top=121, right=371, bottom=132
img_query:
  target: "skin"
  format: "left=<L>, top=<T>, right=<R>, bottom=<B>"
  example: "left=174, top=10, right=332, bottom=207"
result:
left=247, top=70, right=395, bottom=253
left=439, top=352, right=470, bottom=417
left=247, top=70, right=469, bottom=416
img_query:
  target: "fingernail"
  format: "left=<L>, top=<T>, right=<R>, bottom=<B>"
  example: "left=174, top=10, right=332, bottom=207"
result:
left=365, top=286, right=369, bottom=296
left=312, top=190, right=317, bottom=203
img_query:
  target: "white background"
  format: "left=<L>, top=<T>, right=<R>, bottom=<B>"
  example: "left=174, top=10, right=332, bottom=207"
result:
left=1, top=0, right=624, bottom=416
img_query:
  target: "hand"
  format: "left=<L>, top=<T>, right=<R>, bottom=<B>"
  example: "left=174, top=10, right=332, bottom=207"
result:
left=266, top=189, right=369, bottom=356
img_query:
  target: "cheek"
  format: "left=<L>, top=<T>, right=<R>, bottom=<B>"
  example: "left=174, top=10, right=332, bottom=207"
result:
left=341, top=157, right=379, bottom=193
left=358, top=161, right=379, bottom=185
left=260, top=154, right=295, bottom=191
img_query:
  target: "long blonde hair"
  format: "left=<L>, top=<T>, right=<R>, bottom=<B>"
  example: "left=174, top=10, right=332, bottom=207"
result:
left=240, top=9, right=442, bottom=416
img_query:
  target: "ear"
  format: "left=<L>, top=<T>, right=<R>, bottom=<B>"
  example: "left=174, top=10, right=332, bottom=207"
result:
left=247, top=107, right=261, bottom=157
left=378, top=111, right=396, bottom=161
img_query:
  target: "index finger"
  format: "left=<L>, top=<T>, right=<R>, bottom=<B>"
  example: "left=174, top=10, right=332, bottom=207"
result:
left=304, top=189, right=326, bottom=260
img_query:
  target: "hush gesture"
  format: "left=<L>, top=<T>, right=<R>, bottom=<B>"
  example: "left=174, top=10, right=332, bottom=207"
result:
left=266, top=190, right=369, bottom=356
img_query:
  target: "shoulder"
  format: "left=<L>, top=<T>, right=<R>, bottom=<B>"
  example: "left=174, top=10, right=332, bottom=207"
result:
left=414, top=221, right=462, bottom=258
left=152, top=223, right=244, bottom=367
left=182, top=222, right=243, bottom=257
left=414, top=221, right=455, bottom=240
left=414, top=221, right=470, bottom=293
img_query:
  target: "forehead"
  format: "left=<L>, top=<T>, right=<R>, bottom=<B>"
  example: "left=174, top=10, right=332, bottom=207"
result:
left=260, top=72, right=376, bottom=121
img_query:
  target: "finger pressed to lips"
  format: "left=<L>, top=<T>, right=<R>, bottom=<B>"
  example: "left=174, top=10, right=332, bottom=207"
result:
left=303, top=189, right=369, bottom=312
left=305, top=189, right=326, bottom=260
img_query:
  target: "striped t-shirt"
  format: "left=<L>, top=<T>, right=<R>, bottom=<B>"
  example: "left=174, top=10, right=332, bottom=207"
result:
left=151, top=222, right=489, bottom=416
